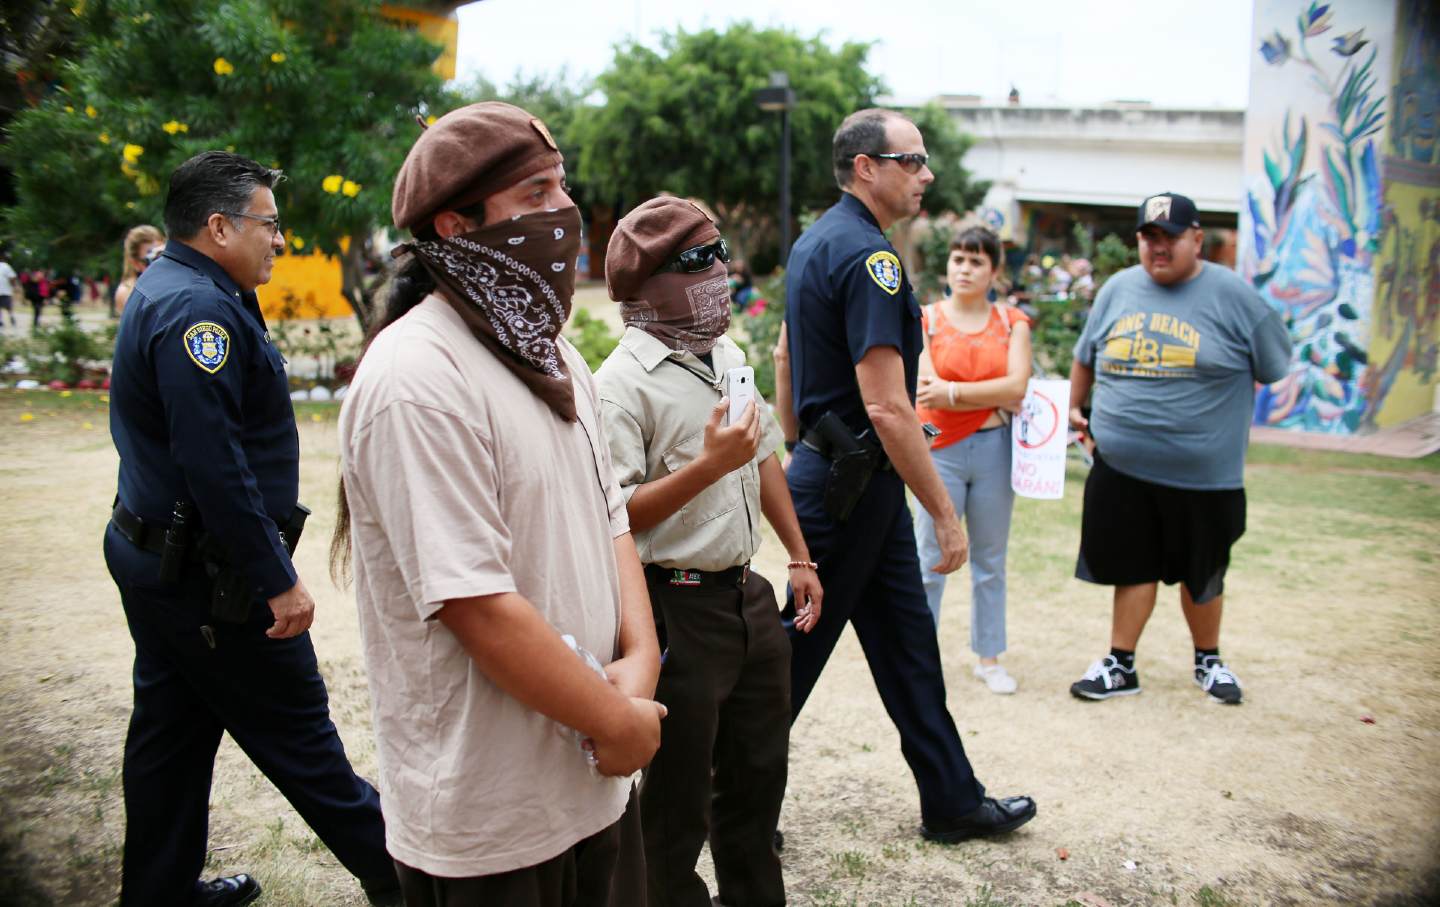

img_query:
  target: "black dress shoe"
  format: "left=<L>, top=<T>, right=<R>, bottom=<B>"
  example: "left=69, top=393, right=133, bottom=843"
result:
left=920, top=796, right=1037, bottom=843
left=193, top=873, right=261, bottom=907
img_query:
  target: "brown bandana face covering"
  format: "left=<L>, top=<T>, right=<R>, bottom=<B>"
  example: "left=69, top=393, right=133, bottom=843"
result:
left=396, top=206, right=583, bottom=421
left=620, top=260, right=732, bottom=355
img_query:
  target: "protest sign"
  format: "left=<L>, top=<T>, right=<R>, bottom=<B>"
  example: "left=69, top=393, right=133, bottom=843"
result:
left=1012, top=378, right=1070, bottom=500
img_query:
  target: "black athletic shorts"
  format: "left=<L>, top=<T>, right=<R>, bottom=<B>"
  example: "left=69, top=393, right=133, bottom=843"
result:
left=1075, top=451, right=1246, bottom=604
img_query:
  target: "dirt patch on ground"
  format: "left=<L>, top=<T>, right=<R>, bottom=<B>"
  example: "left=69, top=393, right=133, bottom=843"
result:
left=1, top=391, right=1438, bottom=906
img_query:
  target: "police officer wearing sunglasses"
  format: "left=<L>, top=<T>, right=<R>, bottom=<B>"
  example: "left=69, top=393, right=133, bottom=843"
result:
left=778, top=109, right=1037, bottom=843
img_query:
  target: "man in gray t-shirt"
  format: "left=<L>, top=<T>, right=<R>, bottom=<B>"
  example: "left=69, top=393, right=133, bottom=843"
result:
left=1066, top=192, right=1292, bottom=706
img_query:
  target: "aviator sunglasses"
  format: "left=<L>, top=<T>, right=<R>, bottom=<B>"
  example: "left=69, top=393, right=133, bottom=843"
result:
left=656, top=237, right=731, bottom=274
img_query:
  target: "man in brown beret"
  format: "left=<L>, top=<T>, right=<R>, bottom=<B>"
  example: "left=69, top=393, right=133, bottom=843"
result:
left=333, top=101, right=665, bottom=905
left=594, top=196, right=823, bottom=907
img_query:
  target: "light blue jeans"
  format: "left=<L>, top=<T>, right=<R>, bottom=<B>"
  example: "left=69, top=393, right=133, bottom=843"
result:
left=913, top=424, right=1015, bottom=658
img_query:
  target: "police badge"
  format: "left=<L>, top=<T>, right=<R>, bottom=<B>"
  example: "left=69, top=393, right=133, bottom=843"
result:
left=865, top=250, right=903, bottom=296
left=183, top=322, right=230, bottom=374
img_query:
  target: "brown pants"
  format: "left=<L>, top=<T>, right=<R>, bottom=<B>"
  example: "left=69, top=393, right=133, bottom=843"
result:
left=641, top=568, right=791, bottom=907
left=394, top=786, right=646, bottom=907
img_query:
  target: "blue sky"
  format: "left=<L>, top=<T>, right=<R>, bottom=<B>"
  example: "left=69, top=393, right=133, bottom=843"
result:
left=455, top=0, right=1257, bottom=108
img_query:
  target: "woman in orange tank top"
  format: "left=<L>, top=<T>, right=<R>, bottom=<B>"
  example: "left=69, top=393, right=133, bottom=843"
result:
left=913, top=226, right=1032, bottom=694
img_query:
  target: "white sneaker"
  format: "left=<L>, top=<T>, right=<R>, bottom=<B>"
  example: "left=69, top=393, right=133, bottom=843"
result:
left=973, top=662, right=1017, bottom=694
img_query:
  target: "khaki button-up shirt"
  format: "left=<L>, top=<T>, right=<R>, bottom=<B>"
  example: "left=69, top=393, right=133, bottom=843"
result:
left=596, top=327, right=784, bottom=572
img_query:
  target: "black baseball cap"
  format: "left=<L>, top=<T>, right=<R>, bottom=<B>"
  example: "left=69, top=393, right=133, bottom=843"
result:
left=1136, top=192, right=1200, bottom=235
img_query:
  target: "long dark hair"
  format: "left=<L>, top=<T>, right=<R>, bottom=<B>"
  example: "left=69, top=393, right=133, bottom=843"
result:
left=329, top=203, right=488, bottom=585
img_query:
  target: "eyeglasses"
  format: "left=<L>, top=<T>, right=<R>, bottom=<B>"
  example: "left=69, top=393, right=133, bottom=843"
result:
left=864, top=151, right=929, bottom=174
left=656, top=238, right=731, bottom=275
left=224, top=211, right=282, bottom=238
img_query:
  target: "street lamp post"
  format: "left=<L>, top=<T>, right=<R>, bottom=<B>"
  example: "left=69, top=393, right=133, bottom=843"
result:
left=754, top=71, right=796, bottom=267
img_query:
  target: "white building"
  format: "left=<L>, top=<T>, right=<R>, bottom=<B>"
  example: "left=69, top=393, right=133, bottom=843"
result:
left=915, top=96, right=1245, bottom=254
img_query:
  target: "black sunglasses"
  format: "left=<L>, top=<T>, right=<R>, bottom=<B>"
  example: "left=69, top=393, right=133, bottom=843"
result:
left=656, top=237, right=731, bottom=275
left=864, top=151, right=929, bottom=174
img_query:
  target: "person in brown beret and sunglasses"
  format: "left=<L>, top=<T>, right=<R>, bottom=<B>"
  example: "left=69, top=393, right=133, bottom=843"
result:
left=595, top=197, right=822, bottom=907
left=332, top=102, right=665, bottom=906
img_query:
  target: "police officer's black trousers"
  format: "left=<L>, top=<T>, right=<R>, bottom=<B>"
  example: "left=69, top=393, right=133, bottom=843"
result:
left=104, top=524, right=391, bottom=906
left=640, top=570, right=789, bottom=907
left=782, top=447, right=986, bottom=822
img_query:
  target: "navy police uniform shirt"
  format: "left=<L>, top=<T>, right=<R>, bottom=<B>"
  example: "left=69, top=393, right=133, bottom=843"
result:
left=784, top=192, right=922, bottom=435
left=110, top=240, right=298, bottom=598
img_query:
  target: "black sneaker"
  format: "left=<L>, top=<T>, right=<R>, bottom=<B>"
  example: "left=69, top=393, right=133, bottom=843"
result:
left=192, top=874, right=261, bottom=907
left=1195, top=658, right=1243, bottom=704
left=1070, top=655, right=1141, bottom=700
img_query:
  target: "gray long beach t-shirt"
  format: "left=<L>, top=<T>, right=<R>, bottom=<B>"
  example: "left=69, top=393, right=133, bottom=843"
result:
left=1074, top=263, right=1292, bottom=490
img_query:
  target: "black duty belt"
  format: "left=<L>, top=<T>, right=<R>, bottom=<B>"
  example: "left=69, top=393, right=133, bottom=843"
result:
left=111, top=501, right=203, bottom=560
left=799, top=426, right=895, bottom=472
left=645, top=563, right=750, bottom=589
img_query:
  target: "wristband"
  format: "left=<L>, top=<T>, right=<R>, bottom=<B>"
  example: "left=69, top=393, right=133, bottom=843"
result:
left=787, top=560, right=819, bottom=570
left=784, top=439, right=797, bottom=453
left=948, top=381, right=958, bottom=407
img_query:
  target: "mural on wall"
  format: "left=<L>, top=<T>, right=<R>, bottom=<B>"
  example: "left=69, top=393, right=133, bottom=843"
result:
left=1363, top=0, right=1439, bottom=430
left=1242, top=1, right=1390, bottom=433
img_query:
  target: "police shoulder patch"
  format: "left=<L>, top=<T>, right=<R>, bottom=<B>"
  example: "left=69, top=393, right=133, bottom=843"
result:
left=864, top=250, right=902, bottom=296
left=183, top=321, right=230, bottom=374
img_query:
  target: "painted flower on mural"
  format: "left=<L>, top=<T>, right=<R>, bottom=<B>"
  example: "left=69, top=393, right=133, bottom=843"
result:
left=1332, top=29, right=1369, bottom=57
left=1300, top=2, right=1333, bottom=36
left=1260, top=31, right=1292, bottom=65
left=1242, top=1, right=1391, bottom=435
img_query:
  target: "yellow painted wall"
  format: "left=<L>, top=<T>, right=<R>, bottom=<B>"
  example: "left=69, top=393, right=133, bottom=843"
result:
left=380, top=5, right=460, bottom=80
left=260, top=252, right=352, bottom=320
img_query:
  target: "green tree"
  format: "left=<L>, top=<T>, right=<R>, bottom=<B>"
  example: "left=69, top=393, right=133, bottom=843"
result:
left=908, top=102, right=988, bottom=218
left=573, top=23, right=885, bottom=270
left=2, top=0, right=446, bottom=327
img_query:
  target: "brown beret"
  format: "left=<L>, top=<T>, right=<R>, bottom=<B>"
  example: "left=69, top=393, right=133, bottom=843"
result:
left=392, top=101, right=563, bottom=231
left=605, top=197, right=720, bottom=301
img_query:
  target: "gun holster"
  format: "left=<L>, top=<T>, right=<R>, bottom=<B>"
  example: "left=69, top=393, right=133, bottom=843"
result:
left=205, top=504, right=312, bottom=625
left=808, top=412, right=879, bottom=523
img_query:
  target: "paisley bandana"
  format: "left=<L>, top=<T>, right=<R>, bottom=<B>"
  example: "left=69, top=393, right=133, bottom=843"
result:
left=396, top=206, right=582, bottom=421
left=620, top=260, right=732, bottom=355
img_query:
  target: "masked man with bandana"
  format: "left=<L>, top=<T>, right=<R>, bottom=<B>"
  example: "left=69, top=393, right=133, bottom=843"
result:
left=333, top=102, right=665, bottom=905
left=594, top=197, right=822, bottom=907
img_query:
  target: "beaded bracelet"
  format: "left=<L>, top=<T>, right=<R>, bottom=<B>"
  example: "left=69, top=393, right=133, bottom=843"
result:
left=787, top=560, right=819, bottom=570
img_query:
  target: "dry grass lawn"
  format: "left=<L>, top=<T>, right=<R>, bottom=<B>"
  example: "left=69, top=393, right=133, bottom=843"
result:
left=0, top=388, right=1437, bottom=906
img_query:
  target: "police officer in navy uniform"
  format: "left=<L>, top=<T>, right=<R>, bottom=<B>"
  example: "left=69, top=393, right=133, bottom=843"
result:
left=104, top=152, right=399, bottom=906
left=780, top=109, right=1037, bottom=842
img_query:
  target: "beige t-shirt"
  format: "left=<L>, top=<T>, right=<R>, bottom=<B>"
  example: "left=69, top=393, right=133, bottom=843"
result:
left=595, top=328, right=784, bottom=571
left=338, top=296, right=631, bottom=877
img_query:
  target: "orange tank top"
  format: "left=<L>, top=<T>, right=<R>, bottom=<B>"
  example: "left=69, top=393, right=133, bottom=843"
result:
left=917, top=303, right=1030, bottom=450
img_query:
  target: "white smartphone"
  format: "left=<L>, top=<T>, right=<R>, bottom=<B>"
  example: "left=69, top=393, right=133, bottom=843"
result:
left=725, top=366, right=756, bottom=425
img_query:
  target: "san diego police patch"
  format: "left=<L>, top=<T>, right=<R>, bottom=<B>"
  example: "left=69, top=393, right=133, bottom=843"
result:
left=865, top=250, right=903, bottom=295
left=183, top=322, right=230, bottom=374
